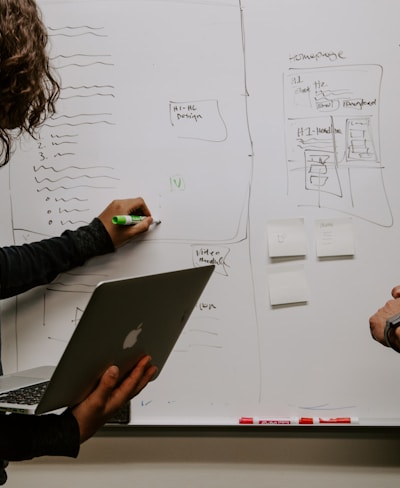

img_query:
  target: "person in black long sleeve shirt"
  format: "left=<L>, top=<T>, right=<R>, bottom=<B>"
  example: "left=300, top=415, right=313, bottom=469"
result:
left=0, top=201, right=158, bottom=481
left=0, top=0, right=158, bottom=483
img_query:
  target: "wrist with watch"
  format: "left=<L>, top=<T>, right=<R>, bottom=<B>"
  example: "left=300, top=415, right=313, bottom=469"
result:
left=385, top=312, right=400, bottom=353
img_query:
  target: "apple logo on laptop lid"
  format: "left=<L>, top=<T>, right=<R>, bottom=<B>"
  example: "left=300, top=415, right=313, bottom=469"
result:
left=123, top=323, right=143, bottom=350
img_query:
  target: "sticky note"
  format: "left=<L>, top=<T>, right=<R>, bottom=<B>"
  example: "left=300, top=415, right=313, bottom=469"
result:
left=267, top=263, right=309, bottom=306
left=267, top=218, right=307, bottom=257
left=315, top=218, right=355, bottom=257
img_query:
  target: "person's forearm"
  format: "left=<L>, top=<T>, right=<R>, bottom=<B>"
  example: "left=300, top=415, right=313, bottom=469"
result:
left=0, top=218, right=114, bottom=299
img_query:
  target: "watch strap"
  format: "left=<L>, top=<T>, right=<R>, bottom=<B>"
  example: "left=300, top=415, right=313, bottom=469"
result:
left=384, top=312, right=400, bottom=353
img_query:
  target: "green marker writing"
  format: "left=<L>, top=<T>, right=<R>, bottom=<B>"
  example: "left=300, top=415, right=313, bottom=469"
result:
left=112, top=215, right=161, bottom=225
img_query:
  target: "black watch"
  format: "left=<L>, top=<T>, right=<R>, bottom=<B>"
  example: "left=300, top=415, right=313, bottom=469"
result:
left=384, top=312, right=400, bottom=353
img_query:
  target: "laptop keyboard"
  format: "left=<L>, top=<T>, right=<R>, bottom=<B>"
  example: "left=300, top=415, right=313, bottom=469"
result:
left=0, top=381, right=49, bottom=405
left=0, top=382, right=130, bottom=422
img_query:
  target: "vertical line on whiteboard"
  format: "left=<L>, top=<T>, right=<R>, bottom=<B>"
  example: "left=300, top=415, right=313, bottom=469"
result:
left=238, top=0, right=263, bottom=404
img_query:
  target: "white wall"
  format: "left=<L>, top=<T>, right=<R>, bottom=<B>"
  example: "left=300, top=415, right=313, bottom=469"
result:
left=6, top=431, right=400, bottom=488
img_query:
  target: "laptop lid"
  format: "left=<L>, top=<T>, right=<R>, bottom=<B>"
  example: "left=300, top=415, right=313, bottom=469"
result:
left=0, top=265, right=215, bottom=415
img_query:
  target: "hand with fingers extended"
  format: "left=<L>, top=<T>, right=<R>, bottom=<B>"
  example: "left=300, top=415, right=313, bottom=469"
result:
left=71, top=355, right=157, bottom=443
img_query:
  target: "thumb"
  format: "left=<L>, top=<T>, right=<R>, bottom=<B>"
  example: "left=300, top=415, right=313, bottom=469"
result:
left=392, top=286, right=400, bottom=299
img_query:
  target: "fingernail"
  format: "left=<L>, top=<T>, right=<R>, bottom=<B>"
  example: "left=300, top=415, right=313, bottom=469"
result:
left=108, top=365, right=119, bottom=378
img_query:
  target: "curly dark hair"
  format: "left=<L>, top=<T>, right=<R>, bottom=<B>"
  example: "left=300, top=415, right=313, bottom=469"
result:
left=0, top=0, right=60, bottom=166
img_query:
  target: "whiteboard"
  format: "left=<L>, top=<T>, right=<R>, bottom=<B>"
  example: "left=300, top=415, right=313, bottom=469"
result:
left=2, top=0, right=400, bottom=426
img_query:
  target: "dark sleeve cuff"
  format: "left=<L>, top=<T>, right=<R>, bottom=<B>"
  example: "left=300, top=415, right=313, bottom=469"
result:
left=0, top=410, right=80, bottom=461
left=61, top=218, right=115, bottom=262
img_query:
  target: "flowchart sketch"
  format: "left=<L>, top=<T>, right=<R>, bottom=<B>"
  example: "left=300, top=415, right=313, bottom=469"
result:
left=284, top=65, right=393, bottom=227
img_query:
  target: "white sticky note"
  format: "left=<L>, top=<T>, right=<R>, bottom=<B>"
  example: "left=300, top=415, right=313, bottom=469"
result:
left=267, top=263, right=309, bottom=306
left=315, top=218, right=355, bottom=257
left=267, top=218, right=307, bottom=257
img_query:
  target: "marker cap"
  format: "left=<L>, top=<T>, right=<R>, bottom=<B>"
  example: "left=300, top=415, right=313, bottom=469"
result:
left=239, top=417, right=254, bottom=424
left=299, top=417, right=314, bottom=424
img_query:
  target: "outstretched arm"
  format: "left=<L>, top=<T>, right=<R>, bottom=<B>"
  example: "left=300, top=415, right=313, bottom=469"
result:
left=0, top=197, right=155, bottom=299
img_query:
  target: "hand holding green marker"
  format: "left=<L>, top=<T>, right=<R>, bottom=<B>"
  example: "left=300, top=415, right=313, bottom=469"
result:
left=112, top=215, right=161, bottom=226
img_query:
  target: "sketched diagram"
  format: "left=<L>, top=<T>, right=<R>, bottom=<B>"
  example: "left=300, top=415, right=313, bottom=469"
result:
left=284, top=65, right=393, bottom=227
left=169, top=100, right=228, bottom=142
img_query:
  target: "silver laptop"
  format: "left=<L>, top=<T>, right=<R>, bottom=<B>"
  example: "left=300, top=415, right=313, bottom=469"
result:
left=0, top=265, right=215, bottom=415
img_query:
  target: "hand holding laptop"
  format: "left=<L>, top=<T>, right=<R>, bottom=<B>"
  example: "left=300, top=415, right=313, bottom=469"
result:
left=72, top=355, right=157, bottom=442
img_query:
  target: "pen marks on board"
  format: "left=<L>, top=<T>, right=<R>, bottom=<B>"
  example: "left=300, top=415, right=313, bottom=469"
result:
left=46, top=271, right=109, bottom=295
left=283, top=64, right=393, bottom=227
left=48, top=25, right=108, bottom=38
left=60, top=84, right=116, bottom=100
left=296, top=402, right=357, bottom=412
left=192, top=245, right=230, bottom=276
left=170, top=175, right=185, bottom=191
left=169, top=100, right=228, bottom=142
left=12, top=21, right=120, bottom=237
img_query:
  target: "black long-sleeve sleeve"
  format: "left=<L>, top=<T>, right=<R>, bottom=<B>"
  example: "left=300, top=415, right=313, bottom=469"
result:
left=0, top=218, right=115, bottom=481
left=0, top=409, right=80, bottom=461
left=0, top=218, right=114, bottom=299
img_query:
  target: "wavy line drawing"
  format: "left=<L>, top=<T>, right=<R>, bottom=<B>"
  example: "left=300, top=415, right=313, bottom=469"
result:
left=62, top=85, right=114, bottom=90
left=47, top=25, right=105, bottom=32
left=37, top=184, right=117, bottom=192
left=60, top=93, right=115, bottom=100
left=51, top=141, right=78, bottom=145
left=57, top=62, right=114, bottom=69
left=60, top=84, right=115, bottom=100
left=54, top=152, right=75, bottom=157
left=52, top=54, right=112, bottom=60
left=49, top=32, right=108, bottom=38
left=34, top=164, right=114, bottom=172
left=51, top=134, right=78, bottom=138
left=55, top=197, right=88, bottom=202
left=43, top=121, right=116, bottom=127
left=60, top=220, right=90, bottom=226
left=58, top=208, right=90, bottom=213
left=50, top=113, right=112, bottom=120
left=35, top=175, right=119, bottom=183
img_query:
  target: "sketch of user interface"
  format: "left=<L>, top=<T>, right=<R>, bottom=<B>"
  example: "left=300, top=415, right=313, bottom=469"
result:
left=10, top=0, right=252, bottom=248
left=284, top=65, right=393, bottom=227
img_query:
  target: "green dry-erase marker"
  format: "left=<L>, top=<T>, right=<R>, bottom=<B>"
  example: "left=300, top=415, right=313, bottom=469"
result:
left=112, top=215, right=161, bottom=225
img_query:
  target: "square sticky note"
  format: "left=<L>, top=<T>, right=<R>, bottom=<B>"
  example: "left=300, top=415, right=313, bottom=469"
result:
left=267, top=263, right=309, bottom=306
left=315, top=218, right=355, bottom=257
left=267, top=218, right=307, bottom=257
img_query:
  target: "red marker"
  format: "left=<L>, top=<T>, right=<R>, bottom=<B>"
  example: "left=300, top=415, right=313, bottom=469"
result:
left=239, top=417, right=299, bottom=425
left=299, top=417, right=359, bottom=424
left=318, top=417, right=358, bottom=424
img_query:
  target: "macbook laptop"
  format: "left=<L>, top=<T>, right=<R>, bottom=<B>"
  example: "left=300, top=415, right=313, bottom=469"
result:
left=0, top=265, right=215, bottom=415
